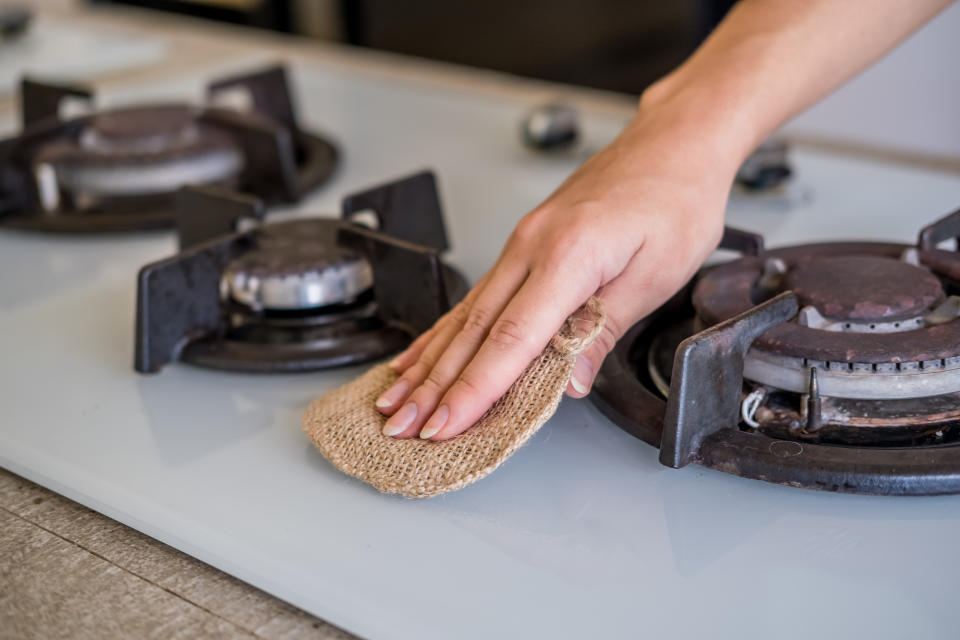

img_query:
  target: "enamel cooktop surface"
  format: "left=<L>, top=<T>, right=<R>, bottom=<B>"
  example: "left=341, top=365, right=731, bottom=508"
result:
left=3, top=57, right=960, bottom=640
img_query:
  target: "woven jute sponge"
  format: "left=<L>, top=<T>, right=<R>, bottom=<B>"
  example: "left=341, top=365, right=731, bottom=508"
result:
left=302, top=298, right=604, bottom=498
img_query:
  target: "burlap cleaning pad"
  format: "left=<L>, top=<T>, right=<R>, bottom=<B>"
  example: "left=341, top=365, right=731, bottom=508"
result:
left=302, top=297, right=605, bottom=498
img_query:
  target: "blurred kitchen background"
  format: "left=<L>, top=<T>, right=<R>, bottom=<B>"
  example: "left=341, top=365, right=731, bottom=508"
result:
left=88, top=0, right=723, bottom=94
left=5, top=0, right=960, bottom=160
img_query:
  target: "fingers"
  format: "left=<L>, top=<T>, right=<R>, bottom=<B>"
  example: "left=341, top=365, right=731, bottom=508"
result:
left=420, top=267, right=594, bottom=441
left=565, top=313, right=622, bottom=398
left=387, top=272, right=492, bottom=375
left=388, top=323, right=439, bottom=374
left=564, top=245, right=691, bottom=398
left=376, top=261, right=527, bottom=437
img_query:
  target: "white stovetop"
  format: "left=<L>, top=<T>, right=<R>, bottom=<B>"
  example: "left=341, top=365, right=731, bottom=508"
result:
left=0, top=14, right=166, bottom=95
left=3, top=56, right=960, bottom=640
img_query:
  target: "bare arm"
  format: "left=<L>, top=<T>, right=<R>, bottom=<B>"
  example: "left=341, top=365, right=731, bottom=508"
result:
left=643, top=0, right=953, bottom=161
left=376, top=0, right=956, bottom=441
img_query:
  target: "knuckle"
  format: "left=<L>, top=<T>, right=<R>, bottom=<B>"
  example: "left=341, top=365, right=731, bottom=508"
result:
left=461, top=305, right=493, bottom=337
left=511, top=212, right=542, bottom=245
left=449, top=300, right=470, bottom=324
left=486, top=317, right=530, bottom=351
left=452, top=372, right=484, bottom=397
left=421, top=369, right=448, bottom=394
left=405, top=360, right=433, bottom=382
left=594, top=323, right=619, bottom=357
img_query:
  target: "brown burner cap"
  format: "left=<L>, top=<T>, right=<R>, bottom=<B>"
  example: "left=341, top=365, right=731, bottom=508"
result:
left=784, top=255, right=943, bottom=322
left=89, top=105, right=194, bottom=141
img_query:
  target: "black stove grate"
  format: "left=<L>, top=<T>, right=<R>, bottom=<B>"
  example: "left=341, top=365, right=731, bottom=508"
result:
left=135, top=171, right=468, bottom=374
left=0, top=66, right=337, bottom=233
left=592, top=207, right=960, bottom=495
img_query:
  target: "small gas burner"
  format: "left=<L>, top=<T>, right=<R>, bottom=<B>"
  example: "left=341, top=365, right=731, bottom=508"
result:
left=0, top=65, right=337, bottom=233
left=592, top=206, right=960, bottom=495
left=135, top=171, right=468, bottom=373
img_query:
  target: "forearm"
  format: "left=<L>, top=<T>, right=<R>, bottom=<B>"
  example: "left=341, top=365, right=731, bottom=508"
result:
left=637, top=0, right=954, bottom=165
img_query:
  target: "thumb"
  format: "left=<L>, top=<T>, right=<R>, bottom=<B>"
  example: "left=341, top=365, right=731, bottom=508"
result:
left=565, top=306, right=623, bottom=399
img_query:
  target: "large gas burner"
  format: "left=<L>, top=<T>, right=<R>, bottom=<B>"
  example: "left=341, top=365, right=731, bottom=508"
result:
left=592, top=206, right=960, bottom=495
left=135, top=171, right=467, bottom=373
left=0, top=65, right=336, bottom=233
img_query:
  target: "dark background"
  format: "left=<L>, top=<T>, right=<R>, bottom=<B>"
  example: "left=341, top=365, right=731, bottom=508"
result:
left=92, top=0, right=736, bottom=95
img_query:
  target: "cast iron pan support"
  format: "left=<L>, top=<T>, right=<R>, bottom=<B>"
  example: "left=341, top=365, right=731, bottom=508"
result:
left=175, top=185, right=265, bottom=250
left=719, top=225, right=764, bottom=257
left=208, top=65, right=298, bottom=133
left=20, top=78, right=92, bottom=128
left=201, top=109, right=300, bottom=202
left=918, top=206, right=960, bottom=251
left=134, top=237, right=244, bottom=373
left=659, top=291, right=798, bottom=468
left=341, top=170, right=450, bottom=252
left=205, top=65, right=322, bottom=202
left=337, top=224, right=451, bottom=336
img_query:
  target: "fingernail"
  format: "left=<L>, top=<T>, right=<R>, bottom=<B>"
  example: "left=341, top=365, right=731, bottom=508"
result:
left=570, top=356, right=593, bottom=395
left=419, top=405, right=450, bottom=440
left=382, top=402, right=418, bottom=436
left=375, top=379, right=409, bottom=408
left=388, top=354, right=404, bottom=370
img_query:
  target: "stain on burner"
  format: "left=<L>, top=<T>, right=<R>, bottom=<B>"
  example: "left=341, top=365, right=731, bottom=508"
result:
left=592, top=206, right=960, bottom=495
left=784, top=255, right=943, bottom=322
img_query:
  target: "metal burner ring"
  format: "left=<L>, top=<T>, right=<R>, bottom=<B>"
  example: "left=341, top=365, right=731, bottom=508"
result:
left=743, top=349, right=960, bottom=399
left=47, top=148, right=244, bottom=198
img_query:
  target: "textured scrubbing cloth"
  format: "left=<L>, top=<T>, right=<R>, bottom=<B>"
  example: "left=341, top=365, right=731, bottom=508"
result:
left=302, top=297, right=605, bottom=498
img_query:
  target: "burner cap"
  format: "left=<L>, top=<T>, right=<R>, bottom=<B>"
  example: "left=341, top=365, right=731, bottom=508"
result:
left=32, top=104, right=244, bottom=200
left=784, top=255, right=943, bottom=322
left=86, top=105, right=196, bottom=149
left=221, top=241, right=374, bottom=311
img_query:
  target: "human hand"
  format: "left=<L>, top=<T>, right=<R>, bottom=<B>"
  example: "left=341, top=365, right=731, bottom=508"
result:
left=375, top=100, right=743, bottom=441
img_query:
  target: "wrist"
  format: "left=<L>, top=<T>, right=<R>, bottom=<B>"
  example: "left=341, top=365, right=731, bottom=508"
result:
left=636, top=70, right=767, bottom=172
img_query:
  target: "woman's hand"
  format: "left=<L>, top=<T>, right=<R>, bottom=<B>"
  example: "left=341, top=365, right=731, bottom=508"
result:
left=372, top=0, right=954, bottom=442
left=375, top=97, right=742, bottom=441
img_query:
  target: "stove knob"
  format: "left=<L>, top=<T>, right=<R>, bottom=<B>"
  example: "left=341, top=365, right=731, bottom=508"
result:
left=521, top=102, right=579, bottom=152
left=736, top=138, right=793, bottom=191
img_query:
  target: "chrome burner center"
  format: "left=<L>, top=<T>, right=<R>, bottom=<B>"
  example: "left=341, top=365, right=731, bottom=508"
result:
left=221, top=242, right=374, bottom=312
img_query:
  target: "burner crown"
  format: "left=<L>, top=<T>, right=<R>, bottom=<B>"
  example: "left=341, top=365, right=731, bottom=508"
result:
left=784, top=255, right=943, bottom=322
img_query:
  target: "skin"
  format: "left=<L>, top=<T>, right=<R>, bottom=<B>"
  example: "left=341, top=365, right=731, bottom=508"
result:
left=376, top=0, right=956, bottom=441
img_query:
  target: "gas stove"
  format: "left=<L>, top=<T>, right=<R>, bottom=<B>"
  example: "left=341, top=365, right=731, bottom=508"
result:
left=0, top=65, right=336, bottom=233
left=135, top=171, right=468, bottom=373
left=593, top=206, right=960, bottom=495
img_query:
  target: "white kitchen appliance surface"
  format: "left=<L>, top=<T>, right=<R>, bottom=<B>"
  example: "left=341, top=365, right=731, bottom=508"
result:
left=0, top=15, right=167, bottom=95
left=3, top=60, right=960, bottom=640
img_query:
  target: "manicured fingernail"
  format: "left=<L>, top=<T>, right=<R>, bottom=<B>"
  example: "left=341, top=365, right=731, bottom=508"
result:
left=382, top=402, right=418, bottom=436
left=375, top=379, right=409, bottom=408
left=570, top=356, right=593, bottom=395
left=388, top=354, right=405, bottom=370
left=419, top=405, right=450, bottom=440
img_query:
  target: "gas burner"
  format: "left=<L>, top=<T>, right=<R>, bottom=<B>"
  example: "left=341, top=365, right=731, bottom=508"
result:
left=35, top=105, right=245, bottom=203
left=135, top=171, right=468, bottom=373
left=0, top=65, right=337, bottom=233
left=592, top=206, right=960, bottom=495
